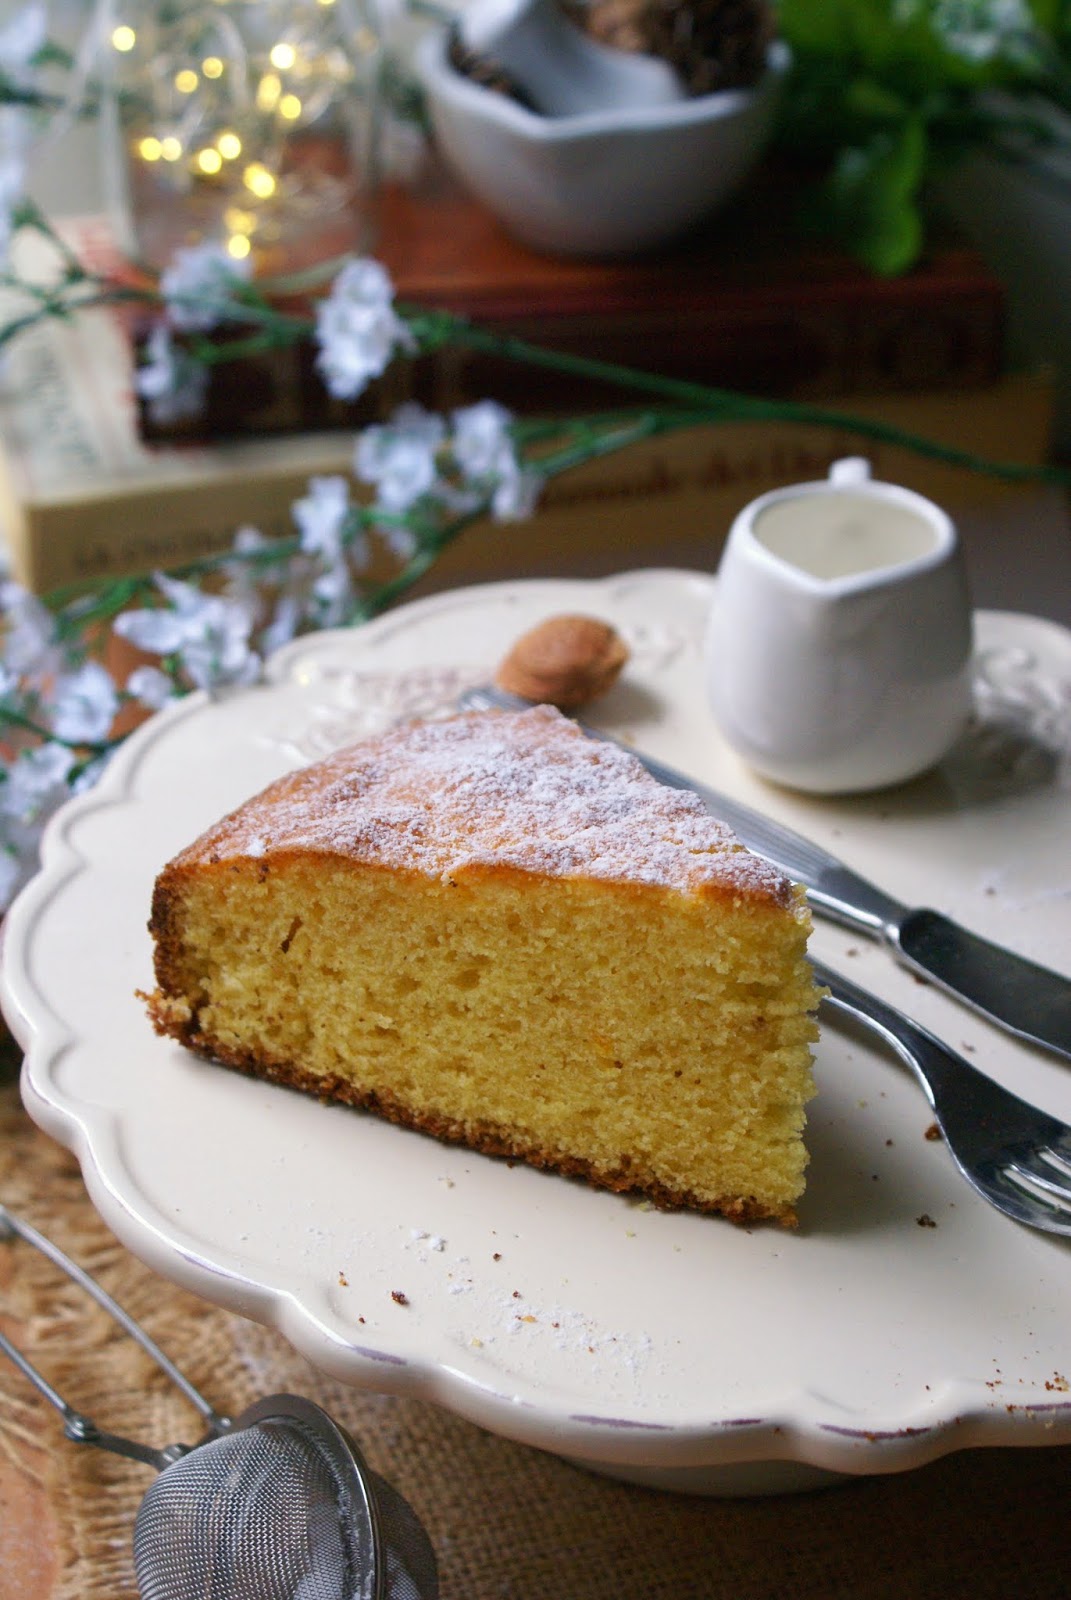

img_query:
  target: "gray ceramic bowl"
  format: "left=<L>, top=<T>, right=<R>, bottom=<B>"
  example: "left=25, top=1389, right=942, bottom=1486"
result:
left=414, top=31, right=790, bottom=257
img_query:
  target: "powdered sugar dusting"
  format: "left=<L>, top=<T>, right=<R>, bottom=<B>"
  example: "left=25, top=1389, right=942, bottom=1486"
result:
left=187, top=706, right=793, bottom=902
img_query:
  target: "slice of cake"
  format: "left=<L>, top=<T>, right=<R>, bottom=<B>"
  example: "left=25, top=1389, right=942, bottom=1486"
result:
left=144, top=706, right=821, bottom=1223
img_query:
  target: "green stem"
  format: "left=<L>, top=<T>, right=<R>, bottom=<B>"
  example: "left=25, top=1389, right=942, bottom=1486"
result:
left=529, top=410, right=696, bottom=473
left=51, top=575, right=146, bottom=630
left=411, top=310, right=1071, bottom=487
left=0, top=283, right=163, bottom=350
left=0, top=705, right=113, bottom=755
left=347, top=414, right=676, bottom=621
left=349, top=539, right=448, bottom=622
left=189, top=323, right=311, bottom=364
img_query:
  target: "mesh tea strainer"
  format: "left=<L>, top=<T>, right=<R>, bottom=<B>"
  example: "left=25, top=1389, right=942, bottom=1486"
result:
left=0, top=1203, right=438, bottom=1600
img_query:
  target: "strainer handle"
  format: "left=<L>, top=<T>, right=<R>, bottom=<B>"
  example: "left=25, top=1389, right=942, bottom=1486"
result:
left=0, top=1202, right=229, bottom=1466
left=0, top=1326, right=180, bottom=1468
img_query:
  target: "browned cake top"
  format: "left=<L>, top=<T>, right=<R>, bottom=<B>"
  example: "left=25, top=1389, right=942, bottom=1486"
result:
left=176, top=706, right=795, bottom=903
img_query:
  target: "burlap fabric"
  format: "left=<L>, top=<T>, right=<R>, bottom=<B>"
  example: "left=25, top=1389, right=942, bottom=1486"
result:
left=2, top=1063, right=1069, bottom=1600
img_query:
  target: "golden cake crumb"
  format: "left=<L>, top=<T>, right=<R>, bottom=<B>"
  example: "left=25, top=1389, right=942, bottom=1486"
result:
left=143, top=707, right=821, bottom=1224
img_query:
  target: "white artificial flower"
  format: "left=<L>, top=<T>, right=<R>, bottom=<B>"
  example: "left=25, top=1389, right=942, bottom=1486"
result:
left=0, top=2, right=46, bottom=74
left=125, top=664, right=176, bottom=711
left=0, top=580, right=59, bottom=679
left=172, top=610, right=261, bottom=692
left=314, top=257, right=416, bottom=401
left=112, top=585, right=192, bottom=657
left=0, top=5, right=48, bottom=264
left=0, top=807, right=49, bottom=909
left=450, top=401, right=516, bottom=481
left=449, top=400, right=541, bottom=521
left=49, top=660, right=118, bottom=744
left=355, top=403, right=445, bottom=512
left=258, top=593, right=302, bottom=658
left=135, top=322, right=209, bottom=425
left=292, top=474, right=353, bottom=561
left=376, top=522, right=418, bottom=563
left=155, top=575, right=261, bottom=692
left=0, top=720, right=102, bottom=909
left=309, top=561, right=356, bottom=629
left=223, top=527, right=314, bottom=654
left=292, top=474, right=370, bottom=613
left=490, top=463, right=543, bottom=522
left=159, top=242, right=253, bottom=332
left=0, top=105, right=31, bottom=264
left=223, top=524, right=271, bottom=608
left=114, top=575, right=261, bottom=692
left=152, top=572, right=216, bottom=620
left=69, top=752, right=113, bottom=796
left=0, top=837, right=23, bottom=910
left=1, top=741, right=75, bottom=822
left=232, top=524, right=266, bottom=555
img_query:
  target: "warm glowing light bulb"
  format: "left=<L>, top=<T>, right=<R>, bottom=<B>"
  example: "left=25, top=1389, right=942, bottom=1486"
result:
left=217, top=131, right=242, bottom=159
left=160, top=137, right=183, bottom=161
left=137, top=136, right=162, bottom=162
left=269, top=42, right=296, bottom=70
left=175, top=68, right=199, bottom=93
left=111, top=25, right=136, bottom=51
left=227, top=235, right=252, bottom=260
left=202, top=56, right=224, bottom=78
left=256, top=72, right=281, bottom=110
left=224, top=206, right=257, bottom=234
left=197, top=147, right=223, bottom=175
left=243, top=163, right=276, bottom=198
left=279, top=94, right=302, bottom=120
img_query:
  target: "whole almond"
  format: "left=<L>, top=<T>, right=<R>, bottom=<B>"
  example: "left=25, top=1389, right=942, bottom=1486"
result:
left=495, top=614, right=629, bottom=710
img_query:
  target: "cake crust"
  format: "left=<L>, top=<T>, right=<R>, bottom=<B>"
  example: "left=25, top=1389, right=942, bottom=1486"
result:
left=160, top=704, right=796, bottom=903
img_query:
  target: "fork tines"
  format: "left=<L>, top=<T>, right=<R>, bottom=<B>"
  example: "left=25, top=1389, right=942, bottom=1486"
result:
left=1001, top=1138, right=1071, bottom=1218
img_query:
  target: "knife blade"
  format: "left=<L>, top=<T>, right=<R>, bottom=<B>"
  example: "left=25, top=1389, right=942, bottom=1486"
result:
left=458, top=685, right=1071, bottom=1064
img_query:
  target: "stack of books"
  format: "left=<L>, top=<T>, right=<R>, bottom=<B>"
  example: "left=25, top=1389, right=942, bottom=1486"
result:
left=0, top=167, right=1052, bottom=596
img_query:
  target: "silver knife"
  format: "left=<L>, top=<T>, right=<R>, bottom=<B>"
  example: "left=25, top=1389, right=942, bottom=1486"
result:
left=459, top=685, right=1071, bottom=1064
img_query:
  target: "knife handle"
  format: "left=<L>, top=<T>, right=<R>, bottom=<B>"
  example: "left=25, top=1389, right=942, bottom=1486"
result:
left=889, top=908, right=1071, bottom=1063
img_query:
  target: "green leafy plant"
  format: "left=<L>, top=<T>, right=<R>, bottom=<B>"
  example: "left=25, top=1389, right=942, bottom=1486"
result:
left=773, top=0, right=1071, bottom=272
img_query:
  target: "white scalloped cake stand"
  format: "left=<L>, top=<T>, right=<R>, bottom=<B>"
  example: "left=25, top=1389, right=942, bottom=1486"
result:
left=4, top=570, right=1071, bottom=1495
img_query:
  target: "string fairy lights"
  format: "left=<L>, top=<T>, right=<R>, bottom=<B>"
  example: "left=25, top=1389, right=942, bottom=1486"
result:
left=99, top=0, right=381, bottom=276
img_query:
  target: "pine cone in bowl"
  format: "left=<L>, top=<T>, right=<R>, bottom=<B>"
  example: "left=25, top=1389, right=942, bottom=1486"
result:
left=566, top=0, right=775, bottom=95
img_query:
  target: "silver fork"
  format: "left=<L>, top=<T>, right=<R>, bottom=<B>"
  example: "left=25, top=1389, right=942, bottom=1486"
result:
left=816, top=960, right=1071, bottom=1236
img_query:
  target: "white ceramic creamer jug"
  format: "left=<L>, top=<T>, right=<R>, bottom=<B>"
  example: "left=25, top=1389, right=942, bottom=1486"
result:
left=704, top=458, right=974, bottom=793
